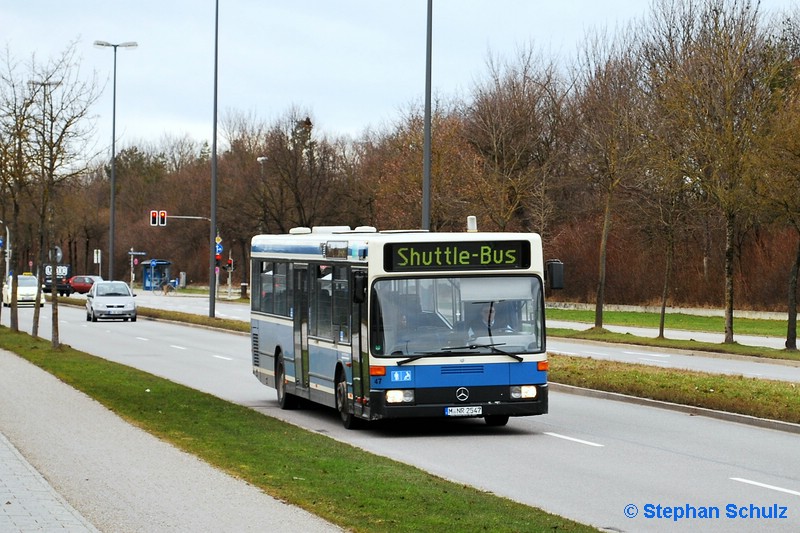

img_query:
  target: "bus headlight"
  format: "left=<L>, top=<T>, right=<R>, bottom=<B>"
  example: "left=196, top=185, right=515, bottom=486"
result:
left=510, top=385, right=537, bottom=399
left=385, top=390, right=414, bottom=404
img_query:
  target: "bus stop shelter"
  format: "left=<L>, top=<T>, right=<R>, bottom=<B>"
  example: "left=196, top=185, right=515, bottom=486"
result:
left=141, top=259, right=172, bottom=291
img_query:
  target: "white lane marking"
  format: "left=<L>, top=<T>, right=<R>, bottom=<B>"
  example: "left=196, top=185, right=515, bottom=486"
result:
left=638, top=358, right=671, bottom=365
left=544, top=432, right=604, bottom=447
left=170, top=345, right=187, bottom=350
left=136, top=337, right=149, bottom=341
left=731, top=477, right=800, bottom=497
left=626, top=351, right=669, bottom=357
left=213, top=355, right=233, bottom=361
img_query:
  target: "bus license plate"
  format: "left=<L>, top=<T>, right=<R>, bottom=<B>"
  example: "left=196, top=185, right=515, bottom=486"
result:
left=445, top=406, right=482, bottom=417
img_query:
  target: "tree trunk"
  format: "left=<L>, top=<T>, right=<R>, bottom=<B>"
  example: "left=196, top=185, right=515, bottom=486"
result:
left=786, top=230, right=800, bottom=351
left=594, top=190, right=613, bottom=329
left=658, top=235, right=674, bottom=339
left=723, top=212, right=735, bottom=344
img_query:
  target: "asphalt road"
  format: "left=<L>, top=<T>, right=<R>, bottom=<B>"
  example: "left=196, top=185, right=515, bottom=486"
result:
left=3, top=299, right=799, bottom=531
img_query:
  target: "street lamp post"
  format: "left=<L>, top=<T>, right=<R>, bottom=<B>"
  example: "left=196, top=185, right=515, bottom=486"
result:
left=209, top=0, right=220, bottom=318
left=94, top=39, right=137, bottom=281
left=421, top=0, right=432, bottom=230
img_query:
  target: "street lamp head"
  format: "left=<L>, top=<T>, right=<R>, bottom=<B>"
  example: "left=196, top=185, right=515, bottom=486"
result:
left=256, top=156, right=268, bottom=164
left=94, top=40, right=138, bottom=50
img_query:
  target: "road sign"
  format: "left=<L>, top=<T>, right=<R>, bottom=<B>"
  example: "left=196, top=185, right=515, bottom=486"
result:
left=215, top=235, right=222, bottom=244
left=49, top=245, right=63, bottom=263
left=150, top=259, right=157, bottom=267
left=215, top=243, right=223, bottom=254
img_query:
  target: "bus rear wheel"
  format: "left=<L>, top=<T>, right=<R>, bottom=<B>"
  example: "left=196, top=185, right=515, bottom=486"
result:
left=484, top=415, right=509, bottom=427
left=276, top=356, right=298, bottom=409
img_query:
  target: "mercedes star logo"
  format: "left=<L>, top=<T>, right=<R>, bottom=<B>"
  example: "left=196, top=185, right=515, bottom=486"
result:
left=455, top=387, right=470, bottom=402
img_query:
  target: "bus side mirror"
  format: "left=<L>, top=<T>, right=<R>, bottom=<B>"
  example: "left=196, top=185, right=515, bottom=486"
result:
left=545, top=259, right=564, bottom=290
left=353, top=271, right=367, bottom=303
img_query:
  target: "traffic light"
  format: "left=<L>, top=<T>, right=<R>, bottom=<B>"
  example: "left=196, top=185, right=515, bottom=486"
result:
left=158, top=210, right=167, bottom=226
left=149, top=210, right=158, bottom=226
left=226, top=258, right=233, bottom=272
left=215, top=253, right=221, bottom=267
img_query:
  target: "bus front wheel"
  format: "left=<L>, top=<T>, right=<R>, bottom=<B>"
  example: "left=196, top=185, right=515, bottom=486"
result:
left=336, top=371, right=362, bottom=429
left=484, top=415, right=509, bottom=427
left=276, top=356, right=298, bottom=409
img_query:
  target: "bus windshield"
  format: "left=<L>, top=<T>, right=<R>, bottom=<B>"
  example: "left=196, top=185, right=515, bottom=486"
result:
left=370, top=275, right=544, bottom=357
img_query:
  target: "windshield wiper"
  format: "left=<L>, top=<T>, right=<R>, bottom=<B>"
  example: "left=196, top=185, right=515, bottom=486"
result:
left=447, top=343, right=523, bottom=361
left=397, top=351, right=466, bottom=365
left=397, top=344, right=523, bottom=365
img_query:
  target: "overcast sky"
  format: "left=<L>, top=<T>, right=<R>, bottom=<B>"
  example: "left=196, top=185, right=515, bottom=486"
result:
left=2, top=1, right=796, bottom=156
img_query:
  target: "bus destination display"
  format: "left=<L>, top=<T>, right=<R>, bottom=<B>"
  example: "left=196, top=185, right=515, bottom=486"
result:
left=385, top=241, right=530, bottom=271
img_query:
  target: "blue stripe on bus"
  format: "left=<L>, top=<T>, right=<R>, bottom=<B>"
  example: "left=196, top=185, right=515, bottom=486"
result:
left=374, top=362, right=546, bottom=389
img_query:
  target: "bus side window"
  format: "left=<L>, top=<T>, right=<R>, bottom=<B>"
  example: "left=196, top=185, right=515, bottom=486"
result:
left=333, top=266, right=350, bottom=342
left=259, top=262, right=274, bottom=314
left=274, top=262, right=289, bottom=316
left=311, top=264, right=333, bottom=339
left=250, top=260, right=262, bottom=311
left=370, top=288, right=385, bottom=355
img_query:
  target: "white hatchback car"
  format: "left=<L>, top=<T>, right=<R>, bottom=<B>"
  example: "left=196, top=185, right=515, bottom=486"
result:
left=86, top=280, right=137, bottom=322
left=3, top=274, right=45, bottom=307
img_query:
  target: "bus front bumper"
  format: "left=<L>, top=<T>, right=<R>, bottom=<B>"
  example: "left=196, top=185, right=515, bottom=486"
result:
left=367, top=384, right=548, bottom=420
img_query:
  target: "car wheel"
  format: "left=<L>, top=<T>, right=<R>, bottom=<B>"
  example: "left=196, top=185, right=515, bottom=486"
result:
left=86, top=312, right=91, bottom=322
left=91, top=312, right=98, bottom=322
left=131, top=315, right=137, bottom=323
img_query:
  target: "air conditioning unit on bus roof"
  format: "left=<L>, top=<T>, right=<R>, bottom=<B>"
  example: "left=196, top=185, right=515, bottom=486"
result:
left=289, top=225, right=378, bottom=235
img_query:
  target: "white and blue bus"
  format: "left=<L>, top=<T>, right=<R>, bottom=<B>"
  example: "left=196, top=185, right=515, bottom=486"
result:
left=250, top=224, right=563, bottom=428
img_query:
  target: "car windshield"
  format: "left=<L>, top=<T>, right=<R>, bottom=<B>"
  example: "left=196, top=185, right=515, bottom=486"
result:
left=370, top=275, right=544, bottom=357
left=96, top=282, right=131, bottom=296
left=17, top=276, right=38, bottom=287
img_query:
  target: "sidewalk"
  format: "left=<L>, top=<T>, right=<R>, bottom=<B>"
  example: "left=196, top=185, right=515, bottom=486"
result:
left=0, top=431, right=98, bottom=532
left=0, top=349, right=342, bottom=533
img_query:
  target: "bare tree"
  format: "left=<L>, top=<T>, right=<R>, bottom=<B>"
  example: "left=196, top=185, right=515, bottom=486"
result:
left=0, top=47, right=39, bottom=333
left=573, top=26, right=645, bottom=329
left=755, top=9, right=800, bottom=349
left=1, top=43, right=99, bottom=346
left=464, top=46, right=572, bottom=237
left=645, top=0, right=780, bottom=343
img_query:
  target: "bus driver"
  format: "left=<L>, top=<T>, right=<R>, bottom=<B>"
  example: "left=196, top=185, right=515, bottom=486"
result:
left=468, top=303, right=512, bottom=338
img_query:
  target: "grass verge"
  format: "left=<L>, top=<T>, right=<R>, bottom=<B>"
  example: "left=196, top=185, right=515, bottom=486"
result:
left=549, top=326, right=800, bottom=363
left=546, top=308, right=790, bottom=337
left=0, top=327, right=595, bottom=533
left=549, top=354, right=800, bottom=424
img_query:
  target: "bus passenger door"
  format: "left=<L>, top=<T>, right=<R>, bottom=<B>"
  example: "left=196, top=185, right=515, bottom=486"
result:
left=293, top=266, right=309, bottom=390
left=351, top=270, right=369, bottom=417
